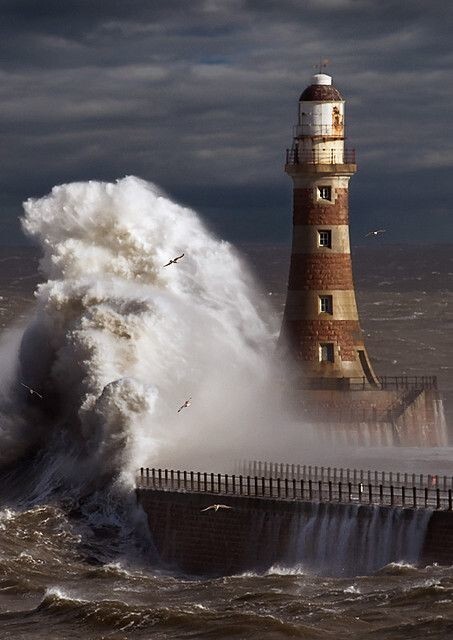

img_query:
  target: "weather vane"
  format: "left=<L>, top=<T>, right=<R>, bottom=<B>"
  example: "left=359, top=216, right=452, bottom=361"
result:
left=314, top=58, right=330, bottom=73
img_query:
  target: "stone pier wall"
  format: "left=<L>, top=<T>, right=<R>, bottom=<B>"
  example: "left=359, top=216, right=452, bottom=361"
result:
left=137, top=488, right=453, bottom=577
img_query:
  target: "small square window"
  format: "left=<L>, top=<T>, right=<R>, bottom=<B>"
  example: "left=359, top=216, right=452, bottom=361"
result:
left=319, top=343, right=335, bottom=363
left=319, top=295, right=333, bottom=314
left=318, top=186, right=332, bottom=200
left=318, top=229, right=332, bottom=248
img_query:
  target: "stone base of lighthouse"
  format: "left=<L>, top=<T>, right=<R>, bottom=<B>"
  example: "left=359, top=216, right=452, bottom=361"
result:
left=290, top=384, right=448, bottom=447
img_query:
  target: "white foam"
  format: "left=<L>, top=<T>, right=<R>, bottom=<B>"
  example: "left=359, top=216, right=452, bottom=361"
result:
left=18, top=176, right=287, bottom=483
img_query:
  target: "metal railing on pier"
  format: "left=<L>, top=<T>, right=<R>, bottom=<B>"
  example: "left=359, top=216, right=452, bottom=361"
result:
left=238, top=459, right=452, bottom=491
left=137, top=467, right=453, bottom=511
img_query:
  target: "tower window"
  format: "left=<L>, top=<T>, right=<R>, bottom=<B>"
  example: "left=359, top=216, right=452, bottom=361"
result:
left=319, top=343, right=335, bottom=363
left=318, top=186, right=332, bottom=200
left=319, top=295, right=333, bottom=314
left=318, top=229, right=332, bottom=247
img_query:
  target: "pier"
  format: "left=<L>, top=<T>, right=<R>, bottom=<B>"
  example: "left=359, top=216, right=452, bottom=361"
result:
left=136, top=464, right=453, bottom=576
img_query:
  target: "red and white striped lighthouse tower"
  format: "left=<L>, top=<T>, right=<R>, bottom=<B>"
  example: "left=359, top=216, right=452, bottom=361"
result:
left=281, top=72, right=377, bottom=388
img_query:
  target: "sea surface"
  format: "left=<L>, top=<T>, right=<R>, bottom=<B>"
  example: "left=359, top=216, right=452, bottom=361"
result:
left=0, top=242, right=452, bottom=639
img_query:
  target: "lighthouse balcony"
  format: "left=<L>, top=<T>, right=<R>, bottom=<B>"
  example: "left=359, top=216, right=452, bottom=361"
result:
left=286, top=147, right=356, bottom=165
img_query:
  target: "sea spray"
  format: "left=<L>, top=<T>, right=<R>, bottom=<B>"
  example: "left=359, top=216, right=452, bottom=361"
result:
left=15, top=176, right=285, bottom=494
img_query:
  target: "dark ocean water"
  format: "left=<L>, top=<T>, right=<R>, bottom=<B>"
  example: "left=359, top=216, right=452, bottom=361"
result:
left=0, top=244, right=452, bottom=639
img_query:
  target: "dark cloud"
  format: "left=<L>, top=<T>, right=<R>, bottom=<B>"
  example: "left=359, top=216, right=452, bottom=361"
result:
left=0, top=0, right=452, bottom=244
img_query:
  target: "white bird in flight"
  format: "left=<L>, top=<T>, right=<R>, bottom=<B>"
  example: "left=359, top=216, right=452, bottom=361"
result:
left=163, top=253, right=184, bottom=267
left=20, top=382, right=43, bottom=399
left=201, top=504, right=233, bottom=512
left=177, top=396, right=192, bottom=413
left=365, top=229, right=386, bottom=237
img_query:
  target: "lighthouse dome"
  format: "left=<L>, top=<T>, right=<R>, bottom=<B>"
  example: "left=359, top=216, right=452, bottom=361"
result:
left=299, top=74, right=343, bottom=102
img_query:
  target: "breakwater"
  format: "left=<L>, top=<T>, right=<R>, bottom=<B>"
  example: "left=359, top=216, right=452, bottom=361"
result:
left=136, top=467, right=453, bottom=577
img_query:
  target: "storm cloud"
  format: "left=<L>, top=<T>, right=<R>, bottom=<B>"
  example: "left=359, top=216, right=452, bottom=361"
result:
left=1, top=0, right=452, bottom=244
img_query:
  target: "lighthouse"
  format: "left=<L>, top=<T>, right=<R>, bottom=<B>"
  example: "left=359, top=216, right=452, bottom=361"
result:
left=281, top=73, right=377, bottom=389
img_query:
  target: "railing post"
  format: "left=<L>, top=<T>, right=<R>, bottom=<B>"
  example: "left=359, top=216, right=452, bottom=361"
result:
left=379, top=484, right=383, bottom=504
left=269, top=477, right=273, bottom=498
left=318, top=480, right=322, bottom=501
left=177, top=470, right=181, bottom=489
left=140, top=467, right=144, bottom=481
left=261, top=476, right=265, bottom=496
left=309, top=479, right=313, bottom=500
left=217, top=473, right=221, bottom=493
left=225, top=474, right=229, bottom=494
left=147, top=468, right=150, bottom=487
left=449, top=489, right=452, bottom=511
left=348, top=482, right=352, bottom=502
left=390, top=485, right=394, bottom=506
left=247, top=475, right=251, bottom=496
left=338, top=481, right=342, bottom=503
left=203, top=472, right=208, bottom=491
left=413, top=486, right=417, bottom=508
left=402, top=486, right=405, bottom=507
left=424, top=487, right=428, bottom=507
left=328, top=481, right=332, bottom=501
left=277, top=477, right=281, bottom=498
left=368, top=483, right=372, bottom=504
left=254, top=476, right=258, bottom=496
left=170, top=469, right=174, bottom=488
left=436, top=488, right=441, bottom=510
left=158, top=468, right=162, bottom=487
left=239, top=475, right=243, bottom=495
left=210, top=472, right=214, bottom=492
left=358, top=483, right=362, bottom=503
left=197, top=471, right=201, bottom=491
left=293, top=478, right=297, bottom=499
left=183, top=470, right=187, bottom=489
left=285, top=477, right=289, bottom=498
left=301, top=479, right=304, bottom=500
left=164, top=469, right=168, bottom=485
left=232, top=474, right=236, bottom=494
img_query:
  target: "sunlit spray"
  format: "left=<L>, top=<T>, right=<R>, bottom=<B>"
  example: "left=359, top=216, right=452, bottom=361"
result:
left=17, top=176, right=293, bottom=491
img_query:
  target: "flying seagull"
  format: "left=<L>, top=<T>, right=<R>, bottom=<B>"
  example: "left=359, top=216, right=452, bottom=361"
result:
left=365, top=229, right=386, bottom=237
left=177, top=396, right=192, bottom=413
left=163, top=253, right=184, bottom=267
left=20, top=382, right=43, bottom=399
left=201, top=504, right=233, bottom=512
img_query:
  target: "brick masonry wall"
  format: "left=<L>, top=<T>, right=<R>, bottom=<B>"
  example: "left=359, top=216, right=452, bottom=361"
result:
left=284, top=318, right=363, bottom=360
left=422, top=511, right=453, bottom=565
left=293, top=188, right=349, bottom=225
left=287, top=254, right=355, bottom=290
left=136, top=489, right=453, bottom=575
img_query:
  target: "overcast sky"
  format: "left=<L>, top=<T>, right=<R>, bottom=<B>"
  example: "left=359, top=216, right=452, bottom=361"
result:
left=1, top=0, right=452, bottom=245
